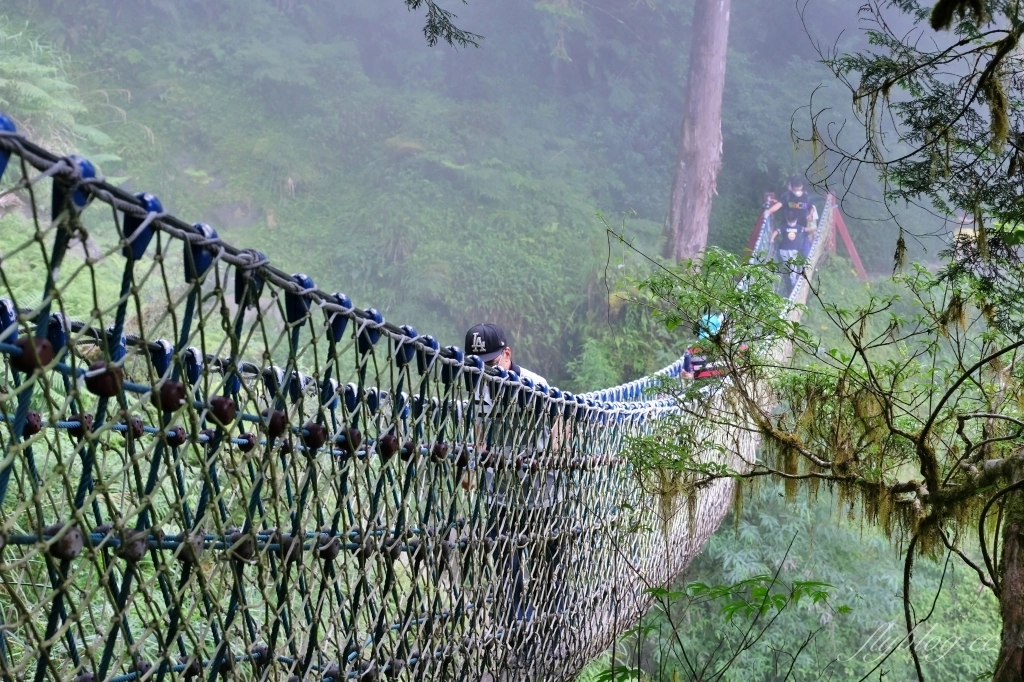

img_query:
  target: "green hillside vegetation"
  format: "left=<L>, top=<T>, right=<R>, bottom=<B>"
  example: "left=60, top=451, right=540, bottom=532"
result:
left=579, top=482, right=1000, bottom=681
left=0, top=0, right=912, bottom=390
left=0, top=3, right=983, bottom=679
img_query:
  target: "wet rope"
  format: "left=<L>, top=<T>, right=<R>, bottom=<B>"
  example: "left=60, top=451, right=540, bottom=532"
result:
left=0, top=116, right=827, bottom=681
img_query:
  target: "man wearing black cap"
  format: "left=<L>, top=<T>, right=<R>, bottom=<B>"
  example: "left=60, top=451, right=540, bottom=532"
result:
left=464, top=322, right=564, bottom=637
left=465, top=322, right=545, bottom=385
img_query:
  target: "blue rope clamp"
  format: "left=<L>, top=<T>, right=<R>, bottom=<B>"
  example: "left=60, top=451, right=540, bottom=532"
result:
left=441, top=346, right=463, bottom=386
left=183, top=346, right=203, bottom=384
left=262, top=366, right=283, bottom=400
left=343, top=382, right=360, bottom=414
left=234, top=251, right=266, bottom=309
left=106, top=325, right=127, bottom=362
left=416, top=335, right=439, bottom=375
left=581, top=395, right=598, bottom=421
left=321, top=377, right=339, bottom=410
left=357, top=308, right=383, bottom=354
left=548, top=387, right=562, bottom=417
left=224, top=370, right=241, bottom=395
left=0, top=113, right=15, bottom=181
left=285, top=273, right=315, bottom=326
left=327, top=292, right=352, bottom=342
left=396, top=391, right=410, bottom=420
left=366, top=387, right=381, bottom=416
left=561, top=391, right=575, bottom=419
left=517, top=375, right=533, bottom=408
left=429, top=396, right=441, bottom=427
left=288, top=371, right=311, bottom=403
left=122, top=193, right=163, bottom=260
left=0, top=298, right=17, bottom=343
left=396, top=324, right=417, bottom=368
left=534, top=383, right=549, bottom=417
left=51, top=154, right=96, bottom=220
left=185, top=223, right=219, bottom=282
left=412, top=394, right=426, bottom=421
left=464, top=354, right=483, bottom=392
left=151, top=339, right=173, bottom=378
left=46, top=313, right=69, bottom=357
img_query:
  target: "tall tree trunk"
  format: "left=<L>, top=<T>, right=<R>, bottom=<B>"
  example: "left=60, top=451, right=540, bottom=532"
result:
left=994, top=468, right=1024, bottom=682
left=664, top=0, right=731, bottom=262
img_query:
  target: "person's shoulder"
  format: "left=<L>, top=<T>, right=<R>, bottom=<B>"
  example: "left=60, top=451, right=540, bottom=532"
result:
left=517, top=366, right=547, bottom=387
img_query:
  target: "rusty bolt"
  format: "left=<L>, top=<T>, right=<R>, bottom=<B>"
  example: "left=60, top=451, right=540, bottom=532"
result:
left=236, top=432, right=257, bottom=453
left=301, top=421, right=326, bottom=452
left=157, top=380, right=186, bottom=412
left=45, top=523, right=83, bottom=561
left=67, top=413, right=93, bottom=439
left=430, top=441, right=449, bottom=463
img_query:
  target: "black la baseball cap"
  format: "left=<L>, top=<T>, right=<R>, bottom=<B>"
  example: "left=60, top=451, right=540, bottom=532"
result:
left=464, top=323, right=507, bottom=363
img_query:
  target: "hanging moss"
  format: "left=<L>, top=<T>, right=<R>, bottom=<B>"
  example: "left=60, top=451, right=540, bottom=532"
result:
left=984, top=76, right=1010, bottom=152
left=930, top=0, right=986, bottom=31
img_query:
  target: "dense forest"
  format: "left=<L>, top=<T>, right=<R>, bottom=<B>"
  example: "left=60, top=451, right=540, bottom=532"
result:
left=0, top=0, right=997, bottom=680
left=0, top=0, right=924, bottom=388
left=588, top=482, right=1000, bottom=681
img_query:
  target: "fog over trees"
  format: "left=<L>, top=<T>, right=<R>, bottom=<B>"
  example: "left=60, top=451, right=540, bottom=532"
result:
left=0, top=0, right=1015, bottom=679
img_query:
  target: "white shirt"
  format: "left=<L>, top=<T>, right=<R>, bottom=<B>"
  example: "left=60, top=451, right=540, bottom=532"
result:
left=476, top=364, right=561, bottom=509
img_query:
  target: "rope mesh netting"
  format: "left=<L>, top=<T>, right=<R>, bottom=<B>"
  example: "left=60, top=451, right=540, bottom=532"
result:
left=0, top=117, right=833, bottom=681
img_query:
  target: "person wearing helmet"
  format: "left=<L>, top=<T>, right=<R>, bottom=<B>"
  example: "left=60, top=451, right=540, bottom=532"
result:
left=682, top=314, right=726, bottom=380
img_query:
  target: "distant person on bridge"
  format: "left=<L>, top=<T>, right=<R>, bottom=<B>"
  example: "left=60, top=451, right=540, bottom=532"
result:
left=464, top=323, right=566, bottom=640
left=764, top=176, right=817, bottom=224
left=681, top=314, right=726, bottom=380
left=771, top=215, right=812, bottom=294
left=764, top=176, right=819, bottom=256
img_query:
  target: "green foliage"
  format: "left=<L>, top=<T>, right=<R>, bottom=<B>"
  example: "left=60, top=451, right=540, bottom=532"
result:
left=404, top=0, right=482, bottom=47
left=628, top=201, right=1024, bottom=675
left=0, top=1, right=1008, bottom=679
left=613, top=484, right=1001, bottom=681
left=0, top=0, right=879, bottom=386
left=0, top=18, right=114, bottom=155
left=0, top=211, right=122, bottom=312
left=818, top=1, right=1024, bottom=279
left=566, top=338, right=623, bottom=392
left=638, top=246, right=799, bottom=346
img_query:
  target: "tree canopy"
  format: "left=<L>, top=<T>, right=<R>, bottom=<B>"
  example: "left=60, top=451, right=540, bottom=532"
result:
left=626, top=3, right=1024, bottom=678
left=0, top=0, right=866, bottom=389
left=403, top=0, right=481, bottom=47
left=1, top=0, right=1010, bottom=678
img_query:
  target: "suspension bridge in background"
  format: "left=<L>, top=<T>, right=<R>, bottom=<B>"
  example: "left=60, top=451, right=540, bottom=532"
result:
left=0, top=114, right=839, bottom=681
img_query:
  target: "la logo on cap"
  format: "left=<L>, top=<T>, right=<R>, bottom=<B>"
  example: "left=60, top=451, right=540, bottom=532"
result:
left=471, top=333, right=487, bottom=353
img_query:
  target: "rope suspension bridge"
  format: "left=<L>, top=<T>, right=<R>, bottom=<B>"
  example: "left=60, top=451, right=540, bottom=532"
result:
left=0, top=114, right=836, bottom=681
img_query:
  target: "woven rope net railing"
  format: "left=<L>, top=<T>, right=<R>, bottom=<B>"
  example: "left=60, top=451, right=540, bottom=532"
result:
left=0, top=117, right=833, bottom=682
